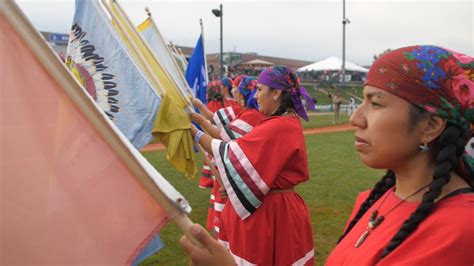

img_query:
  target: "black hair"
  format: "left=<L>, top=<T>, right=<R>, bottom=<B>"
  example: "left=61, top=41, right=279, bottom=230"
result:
left=207, top=87, right=224, bottom=107
left=270, top=69, right=299, bottom=116
left=337, top=104, right=473, bottom=260
left=272, top=90, right=294, bottom=116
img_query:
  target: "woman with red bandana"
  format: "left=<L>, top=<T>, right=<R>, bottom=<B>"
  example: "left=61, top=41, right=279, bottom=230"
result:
left=198, top=78, right=241, bottom=189
left=325, top=45, right=473, bottom=265
left=180, top=46, right=474, bottom=265
left=192, top=76, right=266, bottom=237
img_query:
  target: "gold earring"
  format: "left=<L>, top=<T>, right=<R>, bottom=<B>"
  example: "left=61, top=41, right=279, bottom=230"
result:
left=273, top=96, right=278, bottom=101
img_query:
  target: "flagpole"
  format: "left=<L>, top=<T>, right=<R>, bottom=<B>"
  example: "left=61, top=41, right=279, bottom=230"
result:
left=111, top=0, right=192, bottom=105
left=200, top=18, right=210, bottom=86
left=144, top=7, right=194, bottom=97
left=169, top=41, right=188, bottom=70
left=177, top=47, right=189, bottom=68
left=168, top=42, right=181, bottom=68
left=0, top=0, right=202, bottom=248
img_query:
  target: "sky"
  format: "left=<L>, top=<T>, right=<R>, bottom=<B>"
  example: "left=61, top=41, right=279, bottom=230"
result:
left=16, top=0, right=473, bottom=66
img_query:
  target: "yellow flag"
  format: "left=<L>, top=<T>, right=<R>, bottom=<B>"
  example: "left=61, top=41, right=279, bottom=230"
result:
left=153, top=94, right=196, bottom=178
left=109, top=1, right=196, bottom=178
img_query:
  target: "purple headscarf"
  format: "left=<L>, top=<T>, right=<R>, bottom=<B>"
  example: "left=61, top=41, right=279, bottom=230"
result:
left=257, top=66, right=315, bottom=120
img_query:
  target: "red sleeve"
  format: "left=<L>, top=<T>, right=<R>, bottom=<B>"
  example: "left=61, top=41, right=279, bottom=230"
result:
left=207, top=100, right=223, bottom=113
left=211, top=117, right=307, bottom=219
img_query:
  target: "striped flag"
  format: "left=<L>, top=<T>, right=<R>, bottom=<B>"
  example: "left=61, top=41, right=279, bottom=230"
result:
left=137, top=16, right=190, bottom=99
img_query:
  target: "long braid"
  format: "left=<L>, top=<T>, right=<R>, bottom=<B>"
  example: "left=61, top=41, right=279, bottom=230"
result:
left=337, top=170, right=396, bottom=243
left=380, top=125, right=465, bottom=258
left=272, top=91, right=293, bottom=116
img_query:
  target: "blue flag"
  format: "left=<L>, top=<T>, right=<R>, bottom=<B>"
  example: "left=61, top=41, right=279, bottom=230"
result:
left=185, top=34, right=208, bottom=104
left=132, top=234, right=165, bottom=266
left=66, top=0, right=161, bottom=149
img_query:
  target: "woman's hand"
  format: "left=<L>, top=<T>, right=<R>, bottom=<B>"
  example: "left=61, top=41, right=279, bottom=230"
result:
left=191, top=98, right=204, bottom=110
left=190, top=124, right=199, bottom=137
left=191, top=112, right=206, bottom=125
left=179, top=224, right=235, bottom=266
left=218, top=187, right=228, bottom=200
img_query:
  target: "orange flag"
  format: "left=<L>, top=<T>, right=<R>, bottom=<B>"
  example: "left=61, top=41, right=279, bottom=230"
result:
left=0, top=1, right=191, bottom=265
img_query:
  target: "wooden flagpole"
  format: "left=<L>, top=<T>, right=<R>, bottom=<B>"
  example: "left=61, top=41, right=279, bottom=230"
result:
left=200, top=18, right=210, bottom=86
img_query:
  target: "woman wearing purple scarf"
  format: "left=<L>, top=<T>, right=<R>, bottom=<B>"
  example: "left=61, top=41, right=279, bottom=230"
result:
left=185, top=66, right=316, bottom=265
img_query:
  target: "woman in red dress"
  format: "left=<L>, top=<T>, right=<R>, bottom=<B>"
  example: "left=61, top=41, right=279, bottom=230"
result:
left=189, top=66, right=316, bottom=265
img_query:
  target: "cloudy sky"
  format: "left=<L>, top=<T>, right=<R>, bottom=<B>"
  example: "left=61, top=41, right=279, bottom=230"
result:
left=17, top=0, right=473, bottom=65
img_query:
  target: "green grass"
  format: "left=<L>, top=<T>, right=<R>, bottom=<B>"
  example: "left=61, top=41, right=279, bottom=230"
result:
left=140, top=131, right=383, bottom=265
left=301, top=83, right=364, bottom=105
left=301, top=114, right=350, bottom=129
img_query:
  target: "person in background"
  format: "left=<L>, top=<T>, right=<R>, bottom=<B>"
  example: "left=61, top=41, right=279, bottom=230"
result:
left=198, top=78, right=240, bottom=189
left=348, top=95, right=356, bottom=115
left=332, top=92, right=342, bottom=124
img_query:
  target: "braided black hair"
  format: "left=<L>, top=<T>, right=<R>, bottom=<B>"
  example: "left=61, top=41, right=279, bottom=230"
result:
left=207, top=87, right=225, bottom=107
left=337, top=104, right=473, bottom=259
left=272, top=90, right=293, bottom=116
left=381, top=124, right=466, bottom=258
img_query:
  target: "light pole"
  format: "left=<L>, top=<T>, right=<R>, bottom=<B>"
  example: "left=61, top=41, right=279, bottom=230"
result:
left=212, top=4, right=223, bottom=78
left=342, top=0, right=350, bottom=89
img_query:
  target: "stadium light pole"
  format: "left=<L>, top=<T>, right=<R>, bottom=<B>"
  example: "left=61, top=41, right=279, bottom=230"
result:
left=342, top=0, right=350, bottom=89
left=212, top=4, right=224, bottom=78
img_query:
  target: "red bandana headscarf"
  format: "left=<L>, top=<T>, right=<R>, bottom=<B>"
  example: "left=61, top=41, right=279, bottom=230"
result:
left=365, top=45, right=473, bottom=169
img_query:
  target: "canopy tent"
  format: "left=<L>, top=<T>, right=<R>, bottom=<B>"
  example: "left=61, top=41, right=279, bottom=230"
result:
left=241, top=58, right=275, bottom=66
left=297, top=56, right=369, bottom=73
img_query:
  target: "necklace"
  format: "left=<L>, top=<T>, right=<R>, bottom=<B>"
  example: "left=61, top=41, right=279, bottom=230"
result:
left=354, top=183, right=430, bottom=248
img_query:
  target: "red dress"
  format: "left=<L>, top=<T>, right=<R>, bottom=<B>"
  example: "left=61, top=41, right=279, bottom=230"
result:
left=326, top=190, right=474, bottom=265
left=211, top=116, right=314, bottom=265
left=205, top=108, right=265, bottom=234
left=198, top=99, right=241, bottom=189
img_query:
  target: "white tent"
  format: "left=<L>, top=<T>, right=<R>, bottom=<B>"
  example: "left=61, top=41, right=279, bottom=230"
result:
left=242, top=59, right=275, bottom=65
left=297, top=56, right=369, bottom=73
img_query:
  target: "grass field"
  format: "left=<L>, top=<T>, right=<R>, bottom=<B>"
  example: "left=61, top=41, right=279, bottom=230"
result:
left=300, top=83, right=364, bottom=105
left=302, top=113, right=350, bottom=129
left=141, top=130, right=384, bottom=265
